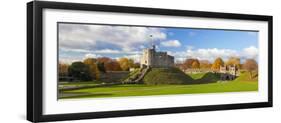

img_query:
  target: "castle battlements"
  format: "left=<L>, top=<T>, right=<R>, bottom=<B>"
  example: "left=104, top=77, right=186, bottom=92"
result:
left=140, top=45, right=174, bottom=68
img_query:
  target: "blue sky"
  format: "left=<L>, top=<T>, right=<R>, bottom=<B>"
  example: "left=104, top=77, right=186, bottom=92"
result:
left=59, top=23, right=258, bottom=63
left=163, top=28, right=258, bottom=51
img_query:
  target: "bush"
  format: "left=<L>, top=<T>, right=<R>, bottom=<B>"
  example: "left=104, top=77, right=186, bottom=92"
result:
left=68, top=62, right=92, bottom=81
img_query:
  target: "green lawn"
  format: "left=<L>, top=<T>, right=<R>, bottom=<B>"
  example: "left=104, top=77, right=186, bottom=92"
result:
left=60, top=80, right=258, bottom=99
left=58, top=80, right=104, bottom=90
left=60, top=81, right=102, bottom=86
left=189, top=73, right=206, bottom=79
left=59, top=69, right=258, bottom=99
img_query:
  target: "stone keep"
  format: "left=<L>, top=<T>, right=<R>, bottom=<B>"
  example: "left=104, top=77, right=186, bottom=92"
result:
left=140, top=45, right=174, bottom=68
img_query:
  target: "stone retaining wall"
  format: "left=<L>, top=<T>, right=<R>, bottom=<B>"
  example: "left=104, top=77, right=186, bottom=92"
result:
left=100, top=71, right=129, bottom=83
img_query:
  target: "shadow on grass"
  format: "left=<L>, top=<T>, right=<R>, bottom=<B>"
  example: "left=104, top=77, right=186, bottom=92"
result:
left=59, top=92, right=113, bottom=99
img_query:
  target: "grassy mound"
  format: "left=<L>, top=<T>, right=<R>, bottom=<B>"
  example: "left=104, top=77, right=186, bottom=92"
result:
left=198, top=72, right=220, bottom=82
left=143, top=67, right=194, bottom=85
left=189, top=73, right=205, bottom=80
left=235, top=71, right=258, bottom=82
left=189, top=72, right=220, bottom=83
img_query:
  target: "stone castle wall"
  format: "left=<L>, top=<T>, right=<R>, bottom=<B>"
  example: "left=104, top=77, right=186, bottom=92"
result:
left=99, top=71, right=129, bottom=83
left=141, top=46, right=174, bottom=68
left=219, top=65, right=240, bottom=80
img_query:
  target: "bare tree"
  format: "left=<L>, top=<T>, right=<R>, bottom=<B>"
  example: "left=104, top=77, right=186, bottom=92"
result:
left=243, top=59, right=258, bottom=79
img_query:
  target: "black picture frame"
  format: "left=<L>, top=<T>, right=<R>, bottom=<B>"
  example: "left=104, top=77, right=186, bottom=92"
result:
left=27, top=1, right=273, bottom=122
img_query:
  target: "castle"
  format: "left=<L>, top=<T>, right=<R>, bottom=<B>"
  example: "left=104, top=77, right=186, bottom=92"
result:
left=140, top=45, right=174, bottom=68
left=219, top=65, right=240, bottom=80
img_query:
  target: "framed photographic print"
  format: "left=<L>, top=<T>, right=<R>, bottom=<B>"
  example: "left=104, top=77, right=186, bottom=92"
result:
left=27, top=1, right=273, bottom=122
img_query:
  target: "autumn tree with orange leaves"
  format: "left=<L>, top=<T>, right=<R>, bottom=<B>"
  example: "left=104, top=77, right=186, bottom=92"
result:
left=211, top=57, right=224, bottom=71
left=83, top=58, right=99, bottom=80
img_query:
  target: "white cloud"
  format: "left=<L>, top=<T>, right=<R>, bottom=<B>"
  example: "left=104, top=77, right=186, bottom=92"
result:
left=84, top=53, right=101, bottom=59
left=123, top=54, right=142, bottom=63
left=92, top=49, right=121, bottom=54
left=185, top=48, right=238, bottom=61
left=90, top=49, right=141, bottom=55
left=59, top=58, right=81, bottom=64
left=241, top=46, right=258, bottom=59
left=59, top=23, right=167, bottom=53
left=171, top=46, right=258, bottom=63
left=60, top=47, right=91, bottom=53
left=161, top=40, right=181, bottom=47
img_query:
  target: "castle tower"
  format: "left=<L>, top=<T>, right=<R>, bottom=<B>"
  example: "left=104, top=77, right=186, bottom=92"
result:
left=141, top=46, right=155, bottom=68
left=140, top=44, right=174, bottom=68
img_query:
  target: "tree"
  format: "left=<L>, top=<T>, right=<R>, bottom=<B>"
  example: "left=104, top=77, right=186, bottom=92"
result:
left=97, top=62, right=106, bottom=73
left=243, top=59, right=258, bottom=79
left=97, top=57, right=111, bottom=63
left=96, top=57, right=124, bottom=71
left=83, top=58, right=99, bottom=80
left=191, top=59, right=200, bottom=69
left=68, top=62, right=91, bottom=81
left=200, top=60, right=211, bottom=69
left=211, top=57, right=224, bottom=71
left=118, top=58, right=134, bottom=71
left=226, top=57, right=241, bottom=68
left=105, top=60, right=122, bottom=71
left=58, top=62, right=69, bottom=76
left=128, top=59, right=135, bottom=68
left=182, top=59, right=196, bottom=70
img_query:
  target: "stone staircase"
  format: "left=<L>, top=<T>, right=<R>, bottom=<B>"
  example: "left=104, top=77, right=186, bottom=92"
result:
left=124, top=67, right=150, bottom=84
left=133, top=67, right=150, bottom=83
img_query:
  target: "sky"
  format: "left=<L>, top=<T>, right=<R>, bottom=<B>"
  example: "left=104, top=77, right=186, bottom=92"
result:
left=58, top=23, right=258, bottom=64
